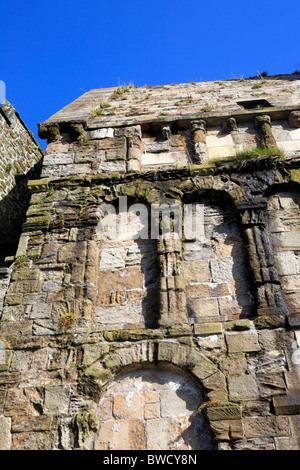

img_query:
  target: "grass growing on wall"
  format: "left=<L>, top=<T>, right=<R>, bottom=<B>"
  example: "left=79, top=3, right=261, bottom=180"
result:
left=209, top=147, right=284, bottom=164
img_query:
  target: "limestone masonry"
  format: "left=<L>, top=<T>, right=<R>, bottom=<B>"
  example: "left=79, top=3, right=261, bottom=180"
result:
left=0, top=73, right=300, bottom=450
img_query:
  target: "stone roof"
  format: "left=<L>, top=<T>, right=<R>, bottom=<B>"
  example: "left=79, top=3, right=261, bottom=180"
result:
left=40, top=73, right=300, bottom=130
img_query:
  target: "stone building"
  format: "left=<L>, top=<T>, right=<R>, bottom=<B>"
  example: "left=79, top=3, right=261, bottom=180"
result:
left=0, top=74, right=300, bottom=450
left=0, top=101, right=43, bottom=313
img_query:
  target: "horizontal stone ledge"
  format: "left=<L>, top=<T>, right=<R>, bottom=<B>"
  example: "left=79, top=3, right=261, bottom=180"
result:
left=86, top=105, right=300, bottom=131
left=273, top=394, right=300, bottom=415
left=103, top=326, right=193, bottom=342
left=223, top=319, right=252, bottom=331
left=194, top=322, right=223, bottom=336
left=26, top=157, right=297, bottom=193
left=27, top=178, right=49, bottom=193
left=103, top=328, right=167, bottom=342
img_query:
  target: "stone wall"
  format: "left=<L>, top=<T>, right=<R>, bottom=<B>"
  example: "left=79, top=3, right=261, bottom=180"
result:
left=0, top=76, right=300, bottom=450
left=95, top=367, right=213, bottom=450
left=0, top=101, right=43, bottom=344
left=0, top=101, right=43, bottom=241
left=266, top=192, right=300, bottom=317
left=39, top=113, right=300, bottom=178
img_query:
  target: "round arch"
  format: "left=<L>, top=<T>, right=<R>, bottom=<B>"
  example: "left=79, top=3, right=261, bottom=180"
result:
left=94, top=363, right=214, bottom=450
left=78, top=338, right=224, bottom=450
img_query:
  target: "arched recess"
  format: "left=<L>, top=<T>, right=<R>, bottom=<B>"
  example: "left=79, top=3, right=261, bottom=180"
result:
left=94, top=364, right=213, bottom=450
left=94, top=195, right=159, bottom=329
left=79, top=339, right=224, bottom=450
left=265, top=187, right=300, bottom=315
left=181, top=189, right=255, bottom=324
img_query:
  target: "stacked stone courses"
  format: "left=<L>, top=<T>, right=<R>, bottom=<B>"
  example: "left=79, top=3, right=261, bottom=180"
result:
left=0, top=101, right=43, bottom=322
left=0, top=101, right=43, bottom=240
left=0, top=73, right=300, bottom=449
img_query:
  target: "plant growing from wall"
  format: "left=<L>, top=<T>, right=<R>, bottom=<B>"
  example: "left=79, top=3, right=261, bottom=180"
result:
left=197, top=399, right=222, bottom=414
left=202, top=103, right=213, bottom=112
left=58, top=312, right=77, bottom=333
left=14, top=254, right=40, bottom=269
left=5, top=163, right=12, bottom=173
left=209, top=146, right=284, bottom=164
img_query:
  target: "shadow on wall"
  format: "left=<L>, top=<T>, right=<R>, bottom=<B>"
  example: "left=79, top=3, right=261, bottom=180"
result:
left=96, top=198, right=159, bottom=329
left=183, top=199, right=255, bottom=323
left=136, top=236, right=159, bottom=328
left=0, top=159, right=43, bottom=266
left=266, top=190, right=300, bottom=315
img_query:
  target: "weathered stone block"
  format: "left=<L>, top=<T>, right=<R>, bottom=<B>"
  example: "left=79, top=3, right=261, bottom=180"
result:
left=244, top=416, right=291, bottom=438
left=187, top=351, right=218, bottom=381
left=43, top=153, right=74, bottom=165
left=202, top=370, right=226, bottom=393
left=257, top=373, right=286, bottom=398
left=254, top=315, right=286, bottom=330
left=113, top=392, right=144, bottom=419
left=4, top=293, right=23, bottom=305
left=160, top=389, right=199, bottom=418
left=11, top=415, right=52, bottom=433
left=258, top=329, right=286, bottom=351
left=0, top=320, right=33, bottom=336
left=98, top=267, right=144, bottom=295
left=87, top=128, right=114, bottom=139
left=187, top=283, right=229, bottom=298
left=224, top=319, right=251, bottom=331
left=206, top=404, right=242, bottom=421
left=182, top=260, right=211, bottom=283
left=44, top=386, right=70, bottom=415
left=144, top=403, right=160, bottom=419
left=273, top=394, right=300, bottom=415
left=225, top=332, right=260, bottom=354
left=228, top=375, right=259, bottom=402
left=194, top=322, right=222, bottom=336
left=157, top=341, right=189, bottom=366
left=9, top=279, right=42, bottom=294
left=187, top=298, right=219, bottom=318
left=196, top=334, right=226, bottom=352
left=96, top=419, right=145, bottom=450
left=12, top=431, right=55, bottom=450
left=81, top=344, right=110, bottom=368
left=210, top=419, right=243, bottom=441
left=0, top=417, right=11, bottom=450
left=275, top=437, right=300, bottom=450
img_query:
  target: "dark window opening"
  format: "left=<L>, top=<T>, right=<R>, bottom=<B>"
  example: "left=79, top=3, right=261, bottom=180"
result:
left=0, top=240, right=19, bottom=269
left=237, top=99, right=272, bottom=110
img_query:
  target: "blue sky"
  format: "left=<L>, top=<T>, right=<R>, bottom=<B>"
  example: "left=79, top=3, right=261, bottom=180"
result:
left=1, top=0, right=299, bottom=149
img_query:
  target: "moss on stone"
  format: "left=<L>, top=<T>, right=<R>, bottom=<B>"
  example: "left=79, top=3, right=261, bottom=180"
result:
left=103, top=328, right=167, bottom=342
left=290, top=169, right=300, bottom=185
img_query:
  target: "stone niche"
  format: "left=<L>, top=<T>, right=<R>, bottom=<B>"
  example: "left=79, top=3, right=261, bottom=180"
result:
left=266, top=191, right=300, bottom=315
left=95, top=200, right=159, bottom=329
left=183, top=201, right=254, bottom=324
left=95, top=365, right=213, bottom=450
